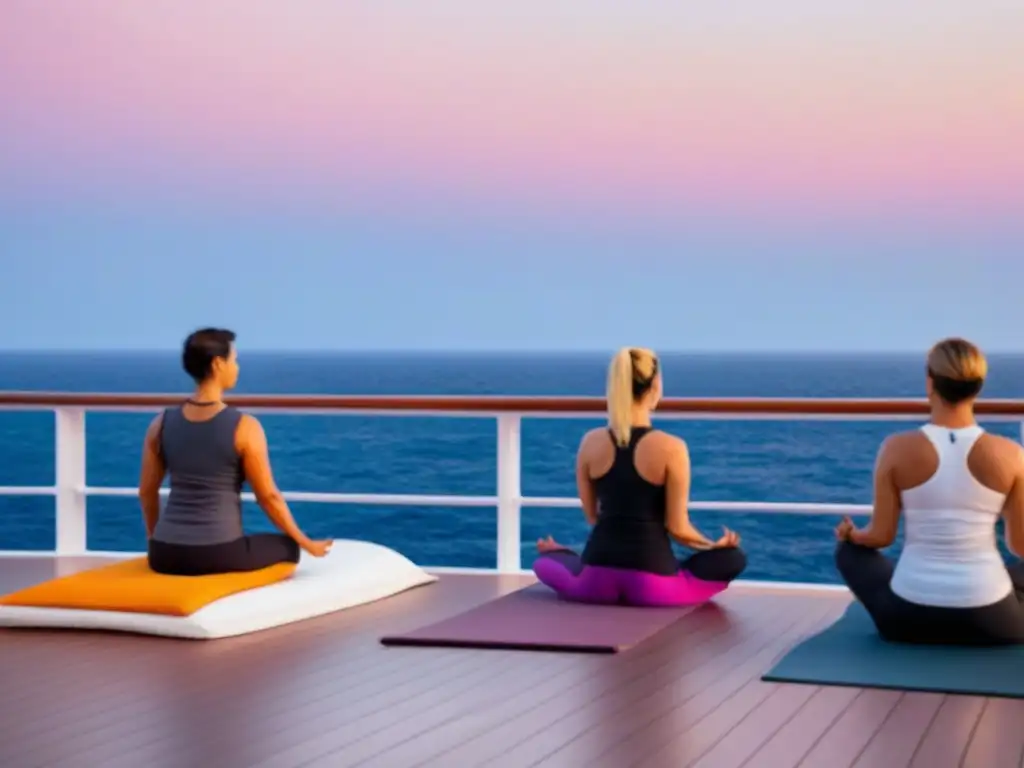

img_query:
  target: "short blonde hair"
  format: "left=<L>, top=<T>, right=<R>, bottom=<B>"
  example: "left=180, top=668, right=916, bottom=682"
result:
left=927, top=337, right=986, bottom=403
left=607, top=347, right=659, bottom=447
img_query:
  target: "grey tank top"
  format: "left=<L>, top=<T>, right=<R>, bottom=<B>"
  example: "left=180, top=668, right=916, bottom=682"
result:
left=151, top=405, right=245, bottom=546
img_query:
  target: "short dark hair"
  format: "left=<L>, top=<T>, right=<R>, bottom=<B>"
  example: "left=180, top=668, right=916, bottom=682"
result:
left=182, top=328, right=236, bottom=383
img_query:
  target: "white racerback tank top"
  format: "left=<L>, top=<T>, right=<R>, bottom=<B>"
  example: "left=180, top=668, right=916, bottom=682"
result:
left=890, top=424, right=1011, bottom=608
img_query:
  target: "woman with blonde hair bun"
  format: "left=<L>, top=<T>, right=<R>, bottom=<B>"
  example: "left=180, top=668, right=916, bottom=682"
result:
left=532, top=347, right=747, bottom=606
left=835, top=337, right=1024, bottom=644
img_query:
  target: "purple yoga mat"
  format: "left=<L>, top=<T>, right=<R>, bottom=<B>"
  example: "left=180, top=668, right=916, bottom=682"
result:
left=380, top=583, right=697, bottom=653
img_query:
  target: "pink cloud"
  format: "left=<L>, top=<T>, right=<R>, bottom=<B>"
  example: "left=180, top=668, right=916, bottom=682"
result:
left=1, top=1, right=1021, bottom=222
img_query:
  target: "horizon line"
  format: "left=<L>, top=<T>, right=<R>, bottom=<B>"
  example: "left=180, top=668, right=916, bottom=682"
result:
left=2, top=347, right=1024, bottom=357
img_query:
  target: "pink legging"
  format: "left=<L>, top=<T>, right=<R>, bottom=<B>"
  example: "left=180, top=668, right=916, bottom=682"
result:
left=533, top=547, right=746, bottom=607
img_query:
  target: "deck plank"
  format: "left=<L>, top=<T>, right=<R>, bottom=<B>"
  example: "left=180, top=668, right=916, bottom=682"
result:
left=66, top=588, right=530, bottom=767
left=249, top=644, right=569, bottom=767
left=797, top=689, right=904, bottom=767
left=624, top=600, right=843, bottom=768
left=384, top=593, right=784, bottom=768
left=474, top=597, right=801, bottom=768
left=960, top=697, right=1024, bottom=768
left=739, top=686, right=863, bottom=768
left=1, top=556, right=1021, bottom=768
left=908, top=695, right=987, bottom=768
left=451, top=595, right=842, bottom=768
left=0, top=558, right=530, bottom=768
left=2, top=583, right=478, bottom=749
left=850, top=692, right=946, bottom=768
left=687, top=684, right=821, bottom=768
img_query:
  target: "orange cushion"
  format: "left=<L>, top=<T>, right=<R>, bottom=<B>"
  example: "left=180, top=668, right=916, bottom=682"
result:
left=0, top=557, right=297, bottom=617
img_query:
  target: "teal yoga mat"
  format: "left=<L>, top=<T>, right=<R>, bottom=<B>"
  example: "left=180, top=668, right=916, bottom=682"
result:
left=763, top=602, right=1024, bottom=698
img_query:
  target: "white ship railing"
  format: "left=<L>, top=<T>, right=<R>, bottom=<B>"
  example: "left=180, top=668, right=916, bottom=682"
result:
left=0, top=392, right=1022, bottom=575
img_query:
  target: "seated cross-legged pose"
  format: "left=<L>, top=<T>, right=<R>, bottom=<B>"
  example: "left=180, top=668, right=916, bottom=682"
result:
left=532, top=347, right=747, bottom=607
left=139, top=327, right=333, bottom=576
left=835, top=337, right=1024, bottom=645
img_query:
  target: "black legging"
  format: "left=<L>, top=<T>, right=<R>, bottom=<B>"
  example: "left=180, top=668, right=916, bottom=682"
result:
left=544, top=546, right=748, bottom=582
left=677, top=548, right=749, bottom=582
left=148, top=534, right=301, bottom=576
left=835, top=541, right=1024, bottom=646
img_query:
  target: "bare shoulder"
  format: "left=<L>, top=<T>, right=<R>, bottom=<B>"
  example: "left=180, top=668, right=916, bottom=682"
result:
left=879, top=429, right=930, bottom=456
left=873, top=430, right=930, bottom=474
left=144, top=412, right=165, bottom=443
left=579, top=427, right=610, bottom=448
left=234, top=411, right=262, bottom=436
left=237, top=412, right=261, bottom=431
left=881, top=429, right=923, bottom=450
left=647, top=429, right=688, bottom=456
left=978, top=432, right=1024, bottom=462
left=234, top=413, right=266, bottom=450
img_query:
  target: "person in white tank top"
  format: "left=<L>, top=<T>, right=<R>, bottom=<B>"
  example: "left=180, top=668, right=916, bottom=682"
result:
left=834, top=338, right=1024, bottom=646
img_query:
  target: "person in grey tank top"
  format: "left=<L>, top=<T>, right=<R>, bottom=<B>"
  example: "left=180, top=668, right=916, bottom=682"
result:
left=139, top=328, right=333, bottom=576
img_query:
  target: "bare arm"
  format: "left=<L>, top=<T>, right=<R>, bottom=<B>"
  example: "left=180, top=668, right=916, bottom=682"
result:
left=575, top=433, right=599, bottom=526
left=850, top=437, right=902, bottom=549
left=138, top=414, right=166, bottom=538
left=237, top=415, right=312, bottom=549
left=664, top=438, right=716, bottom=549
left=1001, top=445, right=1024, bottom=558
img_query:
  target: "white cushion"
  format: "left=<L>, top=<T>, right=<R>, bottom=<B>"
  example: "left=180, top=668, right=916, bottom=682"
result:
left=0, top=539, right=437, bottom=639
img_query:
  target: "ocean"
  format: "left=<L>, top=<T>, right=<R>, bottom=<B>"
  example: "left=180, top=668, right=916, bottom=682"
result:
left=1, top=351, right=1022, bottom=584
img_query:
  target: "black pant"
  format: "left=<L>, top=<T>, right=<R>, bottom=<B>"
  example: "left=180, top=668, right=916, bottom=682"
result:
left=148, top=534, right=301, bottom=576
left=556, top=545, right=747, bottom=581
left=835, top=541, right=1024, bottom=646
left=679, top=547, right=748, bottom=582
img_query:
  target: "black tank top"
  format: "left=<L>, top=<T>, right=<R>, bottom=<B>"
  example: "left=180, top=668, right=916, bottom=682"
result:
left=581, top=427, right=678, bottom=576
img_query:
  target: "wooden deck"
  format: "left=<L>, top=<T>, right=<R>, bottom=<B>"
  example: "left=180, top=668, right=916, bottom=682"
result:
left=1, top=558, right=1022, bottom=768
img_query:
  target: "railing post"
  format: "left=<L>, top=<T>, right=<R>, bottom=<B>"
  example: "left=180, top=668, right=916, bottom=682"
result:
left=496, top=413, right=522, bottom=573
left=54, top=407, right=87, bottom=555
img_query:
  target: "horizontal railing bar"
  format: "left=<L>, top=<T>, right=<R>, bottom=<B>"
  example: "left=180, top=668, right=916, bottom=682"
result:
left=0, top=486, right=57, bottom=496
left=523, top=497, right=872, bottom=515
left=0, top=391, right=1023, bottom=417
left=0, top=484, right=872, bottom=515
left=82, top=487, right=500, bottom=507
left=6, top=405, right=1023, bottom=422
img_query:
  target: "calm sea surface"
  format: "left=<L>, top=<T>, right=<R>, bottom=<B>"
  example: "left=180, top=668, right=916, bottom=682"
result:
left=1, top=351, right=1022, bottom=583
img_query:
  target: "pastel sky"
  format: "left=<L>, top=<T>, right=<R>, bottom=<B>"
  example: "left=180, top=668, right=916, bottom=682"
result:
left=0, top=1, right=1021, bottom=351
